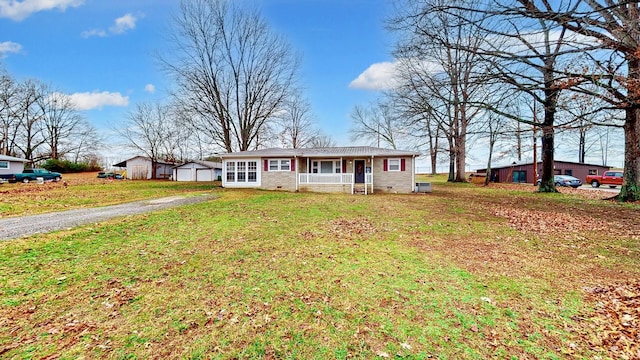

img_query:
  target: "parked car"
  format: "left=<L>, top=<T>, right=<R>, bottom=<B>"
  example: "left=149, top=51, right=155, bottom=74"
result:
left=537, top=175, right=583, bottom=188
left=585, top=170, right=623, bottom=188
left=553, top=175, right=582, bottom=188
left=11, top=169, right=62, bottom=183
left=97, top=172, right=123, bottom=179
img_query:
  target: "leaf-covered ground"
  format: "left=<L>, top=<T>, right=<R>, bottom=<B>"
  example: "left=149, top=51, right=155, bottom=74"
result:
left=1, top=175, right=638, bottom=359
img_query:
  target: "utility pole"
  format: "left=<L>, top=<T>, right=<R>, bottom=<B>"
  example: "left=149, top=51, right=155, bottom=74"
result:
left=532, top=99, right=537, bottom=185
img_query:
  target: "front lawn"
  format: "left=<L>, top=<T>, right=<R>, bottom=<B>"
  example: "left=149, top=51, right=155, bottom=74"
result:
left=1, top=177, right=638, bottom=358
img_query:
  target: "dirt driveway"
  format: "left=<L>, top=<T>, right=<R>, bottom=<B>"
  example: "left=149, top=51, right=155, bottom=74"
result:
left=0, top=194, right=215, bottom=241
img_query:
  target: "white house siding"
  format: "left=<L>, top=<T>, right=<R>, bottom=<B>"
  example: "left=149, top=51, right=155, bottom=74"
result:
left=372, top=157, right=414, bottom=193
left=127, top=157, right=150, bottom=180
left=0, top=156, right=27, bottom=176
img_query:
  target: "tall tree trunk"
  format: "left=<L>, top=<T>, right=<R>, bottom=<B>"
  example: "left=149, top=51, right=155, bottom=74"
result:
left=455, top=134, right=466, bottom=182
left=619, top=107, right=640, bottom=201
left=485, top=131, right=497, bottom=186
left=448, top=154, right=455, bottom=182
left=539, top=123, right=556, bottom=192
left=430, top=140, right=438, bottom=175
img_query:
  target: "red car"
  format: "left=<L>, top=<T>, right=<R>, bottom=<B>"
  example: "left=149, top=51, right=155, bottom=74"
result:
left=586, top=170, right=623, bottom=188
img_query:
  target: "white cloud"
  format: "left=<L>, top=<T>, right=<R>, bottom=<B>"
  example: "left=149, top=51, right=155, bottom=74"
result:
left=0, top=0, right=83, bottom=21
left=65, top=91, right=129, bottom=110
left=0, top=41, right=22, bottom=58
left=110, top=13, right=137, bottom=34
left=144, top=84, right=155, bottom=93
left=82, top=13, right=139, bottom=38
left=80, top=29, right=107, bottom=38
left=349, top=61, right=399, bottom=91
left=350, top=59, right=444, bottom=91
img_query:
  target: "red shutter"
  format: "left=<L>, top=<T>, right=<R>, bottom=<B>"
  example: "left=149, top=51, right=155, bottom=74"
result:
left=291, top=158, right=295, bottom=171
left=383, top=159, right=388, bottom=172
left=342, top=159, right=347, bottom=173
left=263, top=159, right=268, bottom=172
left=401, top=158, right=406, bottom=171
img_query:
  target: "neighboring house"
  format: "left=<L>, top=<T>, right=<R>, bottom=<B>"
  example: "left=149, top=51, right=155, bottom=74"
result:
left=477, top=160, right=611, bottom=184
left=0, top=155, right=28, bottom=177
left=173, top=160, right=222, bottom=182
left=113, top=156, right=177, bottom=180
left=220, top=146, right=420, bottom=194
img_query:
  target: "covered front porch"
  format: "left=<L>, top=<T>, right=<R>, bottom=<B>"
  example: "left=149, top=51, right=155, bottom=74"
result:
left=296, top=157, right=374, bottom=194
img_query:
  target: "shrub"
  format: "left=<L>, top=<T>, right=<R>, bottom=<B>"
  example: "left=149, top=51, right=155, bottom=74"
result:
left=41, top=159, right=102, bottom=173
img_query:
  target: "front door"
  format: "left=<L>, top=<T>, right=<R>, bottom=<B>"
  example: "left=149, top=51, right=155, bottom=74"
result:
left=354, top=160, right=365, bottom=184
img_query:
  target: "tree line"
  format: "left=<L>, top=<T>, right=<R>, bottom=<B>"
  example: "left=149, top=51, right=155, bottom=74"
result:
left=120, top=0, right=335, bottom=170
left=348, top=0, right=636, bottom=201
left=0, top=69, right=101, bottom=167
left=5, top=0, right=638, bottom=201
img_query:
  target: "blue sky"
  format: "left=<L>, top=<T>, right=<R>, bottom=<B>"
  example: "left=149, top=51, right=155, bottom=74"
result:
left=0, top=0, right=396, bottom=159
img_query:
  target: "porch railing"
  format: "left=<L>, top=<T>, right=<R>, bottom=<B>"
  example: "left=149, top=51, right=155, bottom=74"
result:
left=299, top=173, right=354, bottom=184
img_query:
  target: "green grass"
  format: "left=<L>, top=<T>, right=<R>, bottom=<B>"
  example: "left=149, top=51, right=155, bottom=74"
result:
left=0, top=173, right=215, bottom=217
left=1, top=178, right=638, bottom=359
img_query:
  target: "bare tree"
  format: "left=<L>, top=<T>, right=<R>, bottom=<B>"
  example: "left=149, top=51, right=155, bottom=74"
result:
left=422, top=0, right=591, bottom=190
left=350, top=101, right=407, bottom=149
left=510, top=0, right=640, bottom=201
left=276, top=95, right=318, bottom=149
left=309, top=133, right=335, bottom=148
left=391, top=84, right=443, bottom=175
left=119, top=102, right=176, bottom=179
left=13, top=79, right=47, bottom=165
left=1, top=72, right=99, bottom=164
left=0, top=69, right=20, bottom=156
left=66, top=121, right=102, bottom=164
left=553, top=91, right=623, bottom=164
left=163, top=0, right=299, bottom=152
left=39, top=89, right=84, bottom=160
left=391, top=0, right=489, bottom=182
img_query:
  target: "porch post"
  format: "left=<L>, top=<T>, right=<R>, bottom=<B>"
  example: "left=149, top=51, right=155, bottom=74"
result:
left=412, top=155, right=416, bottom=193
left=295, top=156, right=299, bottom=191
left=365, top=157, right=368, bottom=195
left=371, top=155, right=374, bottom=194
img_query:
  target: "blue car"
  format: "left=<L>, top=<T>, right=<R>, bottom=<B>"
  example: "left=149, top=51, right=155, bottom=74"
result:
left=537, top=175, right=583, bottom=188
left=553, top=175, right=582, bottom=188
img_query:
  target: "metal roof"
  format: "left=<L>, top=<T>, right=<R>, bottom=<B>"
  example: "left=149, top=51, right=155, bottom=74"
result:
left=220, top=146, right=420, bottom=158
left=113, top=156, right=179, bottom=168
left=173, top=160, right=222, bottom=169
left=0, top=155, right=28, bottom=162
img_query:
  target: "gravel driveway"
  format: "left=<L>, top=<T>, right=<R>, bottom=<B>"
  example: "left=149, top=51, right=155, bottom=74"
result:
left=0, top=194, right=215, bottom=241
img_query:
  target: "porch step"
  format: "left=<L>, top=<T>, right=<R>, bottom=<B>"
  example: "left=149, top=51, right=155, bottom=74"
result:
left=353, top=184, right=368, bottom=194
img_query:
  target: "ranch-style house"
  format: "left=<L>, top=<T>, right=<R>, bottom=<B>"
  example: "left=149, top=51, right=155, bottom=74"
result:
left=220, top=146, right=420, bottom=194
